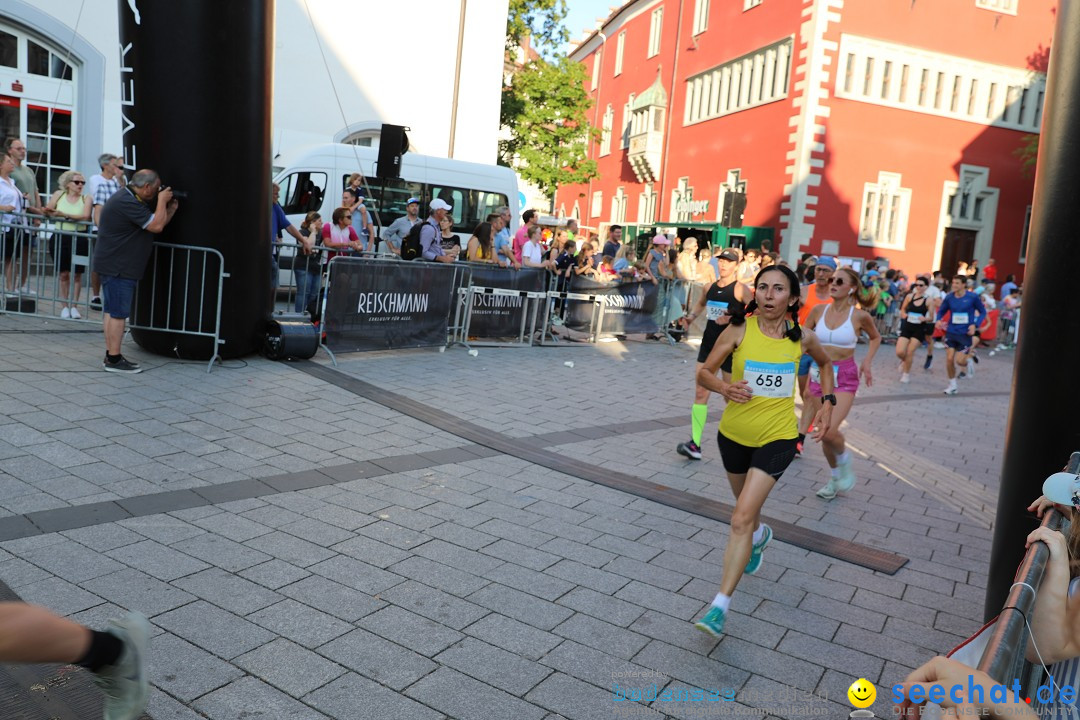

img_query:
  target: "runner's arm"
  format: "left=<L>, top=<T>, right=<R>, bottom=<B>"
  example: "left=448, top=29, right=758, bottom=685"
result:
left=801, top=329, right=834, bottom=438
left=695, top=324, right=747, bottom=400
left=855, top=309, right=882, bottom=386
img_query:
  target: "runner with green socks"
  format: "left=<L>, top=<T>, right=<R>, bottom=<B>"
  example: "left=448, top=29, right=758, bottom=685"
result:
left=692, top=266, right=834, bottom=637
left=676, top=249, right=751, bottom=460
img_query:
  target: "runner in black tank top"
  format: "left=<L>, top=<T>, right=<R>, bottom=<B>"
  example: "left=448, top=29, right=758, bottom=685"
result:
left=676, top=249, right=752, bottom=460
left=895, top=276, right=936, bottom=384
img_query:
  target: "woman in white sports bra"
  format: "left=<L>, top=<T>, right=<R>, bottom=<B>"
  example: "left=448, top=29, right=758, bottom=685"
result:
left=803, top=266, right=881, bottom=500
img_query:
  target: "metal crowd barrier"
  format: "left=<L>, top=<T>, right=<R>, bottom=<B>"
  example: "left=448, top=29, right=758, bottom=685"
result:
left=318, top=255, right=472, bottom=366
left=129, top=242, right=228, bottom=373
left=0, top=213, right=98, bottom=321
left=1, top=214, right=229, bottom=373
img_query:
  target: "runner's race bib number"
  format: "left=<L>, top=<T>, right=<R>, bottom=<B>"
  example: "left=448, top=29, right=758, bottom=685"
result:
left=744, top=361, right=795, bottom=399
left=706, top=300, right=728, bottom=322
left=951, top=312, right=970, bottom=325
left=809, top=363, right=839, bottom=386
left=906, top=312, right=923, bottom=323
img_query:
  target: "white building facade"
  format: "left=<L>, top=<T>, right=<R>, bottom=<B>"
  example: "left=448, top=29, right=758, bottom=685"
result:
left=2, top=0, right=508, bottom=196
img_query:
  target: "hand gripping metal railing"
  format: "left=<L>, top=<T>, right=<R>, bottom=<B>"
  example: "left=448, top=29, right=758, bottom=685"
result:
left=128, top=242, right=229, bottom=373
left=977, top=452, right=1078, bottom=693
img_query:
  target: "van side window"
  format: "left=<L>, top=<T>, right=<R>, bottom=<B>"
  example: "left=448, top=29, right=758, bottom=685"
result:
left=476, top=191, right=509, bottom=225
left=368, top=178, right=423, bottom=228
left=278, top=172, right=327, bottom=215
left=431, top=185, right=484, bottom=233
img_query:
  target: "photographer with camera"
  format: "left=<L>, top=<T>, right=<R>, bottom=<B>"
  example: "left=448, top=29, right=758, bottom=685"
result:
left=92, top=169, right=179, bottom=373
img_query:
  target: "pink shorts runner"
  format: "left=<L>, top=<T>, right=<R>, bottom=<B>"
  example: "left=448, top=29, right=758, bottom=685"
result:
left=808, top=356, right=860, bottom=396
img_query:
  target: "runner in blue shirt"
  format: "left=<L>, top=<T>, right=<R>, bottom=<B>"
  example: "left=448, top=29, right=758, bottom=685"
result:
left=936, top=275, right=986, bottom=395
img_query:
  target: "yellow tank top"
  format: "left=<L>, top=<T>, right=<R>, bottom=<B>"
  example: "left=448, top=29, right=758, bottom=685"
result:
left=57, top=193, right=86, bottom=232
left=717, top=316, right=801, bottom=447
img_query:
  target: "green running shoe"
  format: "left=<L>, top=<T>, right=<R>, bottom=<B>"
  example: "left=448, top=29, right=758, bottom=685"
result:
left=744, top=524, right=773, bottom=575
left=694, top=605, right=727, bottom=637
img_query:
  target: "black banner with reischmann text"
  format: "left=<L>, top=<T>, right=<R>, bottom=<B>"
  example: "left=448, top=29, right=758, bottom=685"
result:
left=323, top=258, right=456, bottom=351
left=565, top=276, right=660, bottom=334
left=466, top=266, right=546, bottom=338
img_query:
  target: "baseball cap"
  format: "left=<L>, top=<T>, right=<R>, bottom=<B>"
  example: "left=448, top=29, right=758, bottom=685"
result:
left=1043, top=472, right=1080, bottom=510
left=430, top=198, right=452, bottom=211
left=816, top=256, right=838, bottom=270
left=407, top=197, right=420, bottom=205
left=653, top=234, right=672, bottom=245
left=717, top=249, right=739, bottom=262
left=866, top=269, right=880, bottom=277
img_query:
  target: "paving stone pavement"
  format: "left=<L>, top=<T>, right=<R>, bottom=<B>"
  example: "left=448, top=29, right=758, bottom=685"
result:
left=0, top=313, right=1021, bottom=719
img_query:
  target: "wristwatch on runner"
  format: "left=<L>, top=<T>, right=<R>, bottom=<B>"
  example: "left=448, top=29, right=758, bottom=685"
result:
left=821, top=394, right=837, bottom=406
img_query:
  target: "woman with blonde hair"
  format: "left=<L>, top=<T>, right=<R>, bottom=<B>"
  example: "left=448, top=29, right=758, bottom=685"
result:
left=802, top=266, right=881, bottom=499
left=45, top=170, right=92, bottom=318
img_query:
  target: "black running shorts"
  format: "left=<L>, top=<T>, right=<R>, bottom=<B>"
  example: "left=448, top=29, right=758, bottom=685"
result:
left=716, top=431, right=798, bottom=480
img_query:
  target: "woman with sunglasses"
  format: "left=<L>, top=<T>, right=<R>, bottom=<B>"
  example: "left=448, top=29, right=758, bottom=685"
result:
left=45, top=170, right=93, bottom=318
left=693, top=265, right=834, bottom=636
left=803, top=267, right=881, bottom=500
left=895, top=275, right=936, bottom=383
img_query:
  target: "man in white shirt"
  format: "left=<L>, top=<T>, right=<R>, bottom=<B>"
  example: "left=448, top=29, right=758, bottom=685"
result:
left=520, top=229, right=555, bottom=270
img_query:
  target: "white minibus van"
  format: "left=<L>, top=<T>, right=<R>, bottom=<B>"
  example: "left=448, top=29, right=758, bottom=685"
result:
left=272, top=143, right=520, bottom=280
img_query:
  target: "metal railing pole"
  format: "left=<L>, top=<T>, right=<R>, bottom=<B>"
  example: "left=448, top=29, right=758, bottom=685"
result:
left=977, top=451, right=1080, bottom=683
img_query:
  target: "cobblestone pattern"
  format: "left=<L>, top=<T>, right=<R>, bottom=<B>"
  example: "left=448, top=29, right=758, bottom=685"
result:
left=0, top=314, right=1017, bottom=719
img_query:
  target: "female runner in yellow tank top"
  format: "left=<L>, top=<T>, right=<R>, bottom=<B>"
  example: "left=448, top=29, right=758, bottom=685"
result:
left=693, top=265, right=835, bottom=637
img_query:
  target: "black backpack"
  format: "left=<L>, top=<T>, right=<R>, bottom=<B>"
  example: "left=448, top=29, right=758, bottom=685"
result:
left=401, top=220, right=427, bottom=261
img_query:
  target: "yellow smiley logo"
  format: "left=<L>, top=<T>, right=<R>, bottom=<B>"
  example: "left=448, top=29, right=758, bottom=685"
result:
left=847, top=678, right=876, bottom=709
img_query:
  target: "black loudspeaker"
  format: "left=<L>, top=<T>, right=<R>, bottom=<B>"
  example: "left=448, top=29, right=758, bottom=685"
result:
left=721, top=192, right=747, bottom=228
left=263, top=316, right=319, bottom=360
left=376, top=124, right=409, bottom=179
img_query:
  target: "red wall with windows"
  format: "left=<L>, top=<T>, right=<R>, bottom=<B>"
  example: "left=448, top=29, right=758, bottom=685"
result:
left=556, top=0, right=1051, bottom=281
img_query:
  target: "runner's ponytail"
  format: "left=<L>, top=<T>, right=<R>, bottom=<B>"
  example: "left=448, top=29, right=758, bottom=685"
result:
left=728, top=300, right=753, bottom=326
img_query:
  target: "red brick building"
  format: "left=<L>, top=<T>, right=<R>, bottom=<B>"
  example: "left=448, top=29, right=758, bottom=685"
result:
left=555, top=0, right=1053, bottom=280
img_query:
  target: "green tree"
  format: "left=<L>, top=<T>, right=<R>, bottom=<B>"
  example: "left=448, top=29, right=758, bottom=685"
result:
left=506, top=0, right=569, bottom=54
left=1015, top=133, right=1039, bottom=179
left=501, top=0, right=598, bottom=199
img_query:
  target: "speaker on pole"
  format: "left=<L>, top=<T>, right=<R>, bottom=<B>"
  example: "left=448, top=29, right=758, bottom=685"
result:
left=376, top=124, right=409, bottom=179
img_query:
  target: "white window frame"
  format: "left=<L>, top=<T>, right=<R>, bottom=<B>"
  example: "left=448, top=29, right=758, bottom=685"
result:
left=693, top=0, right=709, bottom=35
left=591, top=51, right=601, bottom=90
left=1019, top=204, right=1031, bottom=263
left=615, top=32, right=625, bottom=76
left=599, top=104, right=614, bottom=157
left=744, top=0, right=763, bottom=9
left=648, top=8, right=663, bottom=58
left=835, top=34, right=1045, bottom=133
left=684, top=37, right=793, bottom=126
left=858, top=171, right=912, bottom=250
left=670, top=177, right=693, bottom=223
left=591, top=191, right=603, bottom=218
left=611, top=187, right=627, bottom=223
left=622, top=94, right=634, bottom=149
left=638, top=184, right=657, bottom=224
left=976, top=0, right=1017, bottom=15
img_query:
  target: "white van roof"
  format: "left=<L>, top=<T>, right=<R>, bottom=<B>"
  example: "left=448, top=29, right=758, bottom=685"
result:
left=273, top=143, right=517, bottom=187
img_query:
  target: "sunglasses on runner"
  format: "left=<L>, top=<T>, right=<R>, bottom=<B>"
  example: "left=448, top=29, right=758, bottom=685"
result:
left=829, top=277, right=846, bottom=285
